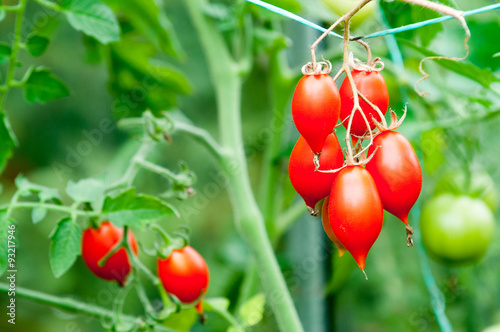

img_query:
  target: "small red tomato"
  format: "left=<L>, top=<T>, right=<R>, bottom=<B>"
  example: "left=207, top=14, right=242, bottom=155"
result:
left=339, top=70, right=389, bottom=137
left=328, top=166, right=383, bottom=270
left=322, top=197, right=346, bottom=257
left=157, top=246, right=210, bottom=311
left=292, top=74, right=341, bottom=154
left=82, top=221, right=138, bottom=286
left=289, top=133, right=344, bottom=214
left=366, top=131, right=422, bottom=225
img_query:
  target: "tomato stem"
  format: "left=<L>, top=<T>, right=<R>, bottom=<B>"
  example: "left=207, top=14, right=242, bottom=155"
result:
left=0, top=0, right=28, bottom=113
left=309, top=0, right=373, bottom=72
left=0, top=283, right=173, bottom=332
left=185, top=0, right=304, bottom=330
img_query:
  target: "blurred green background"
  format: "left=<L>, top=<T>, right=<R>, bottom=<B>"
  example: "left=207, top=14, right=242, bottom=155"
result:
left=0, top=0, right=499, bottom=331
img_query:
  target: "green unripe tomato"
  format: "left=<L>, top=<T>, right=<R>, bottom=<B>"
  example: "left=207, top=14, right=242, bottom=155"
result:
left=421, top=194, right=495, bottom=266
left=321, top=0, right=377, bottom=27
left=435, top=171, right=498, bottom=211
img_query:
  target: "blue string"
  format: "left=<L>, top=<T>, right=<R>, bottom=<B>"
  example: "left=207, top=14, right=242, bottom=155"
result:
left=246, top=0, right=342, bottom=38
left=246, top=0, right=500, bottom=40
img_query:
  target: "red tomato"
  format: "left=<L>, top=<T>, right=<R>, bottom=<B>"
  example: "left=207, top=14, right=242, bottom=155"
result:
left=157, top=246, right=210, bottom=309
left=339, top=70, right=389, bottom=137
left=82, top=221, right=138, bottom=286
left=366, top=131, right=422, bottom=225
left=328, top=166, right=383, bottom=270
left=289, top=133, right=344, bottom=214
left=322, top=197, right=346, bottom=257
left=292, top=74, right=341, bottom=154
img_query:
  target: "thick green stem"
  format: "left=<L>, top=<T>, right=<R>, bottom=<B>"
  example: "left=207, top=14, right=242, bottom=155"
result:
left=184, top=1, right=303, bottom=331
left=0, top=0, right=28, bottom=112
left=0, top=283, right=178, bottom=332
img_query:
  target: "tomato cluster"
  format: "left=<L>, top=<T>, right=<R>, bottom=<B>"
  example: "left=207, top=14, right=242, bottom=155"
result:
left=81, top=221, right=209, bottom=313
left=289, top=62, right=422, bottom=272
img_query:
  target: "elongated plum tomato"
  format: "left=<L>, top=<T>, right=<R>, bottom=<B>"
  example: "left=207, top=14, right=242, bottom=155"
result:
left=157, top=246, right=210, bottom=314
left=328, top=166, right=383, bottom=270
left=289, top=133, right=344, bottom=214
left=82, top=221, right=138, bottom=286
left=339, top=70, right=389, bottom=137
left=366, top=131, right=422, bottom=225
left=322, top=197, right=346, bottom=257
left=292, top=74, right=340, bottom=154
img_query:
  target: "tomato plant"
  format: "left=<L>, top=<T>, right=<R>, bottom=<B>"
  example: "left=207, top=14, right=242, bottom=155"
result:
left=420, top=194, right=495, bottom=266
left=366, top=130, right=422, bottom=225
left=328, top=166, right=383, bottom=271
left=157, top=246, right=210, bottom=314
left=81, top=221, right=138, bottom=286
left=288, top=133, right=344, bottom=214
left=291, top=73, right=340, bottom=154
left=339, top=70, right=389, bottom=137
left=0, top=0, right=497, bottom=331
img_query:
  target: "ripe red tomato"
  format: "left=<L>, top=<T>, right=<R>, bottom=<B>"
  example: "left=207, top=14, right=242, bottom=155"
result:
left=421, top=194, right=495, bottom=266
left=321, top=197, right=346, bottom=257
left=289, top=133, right=344, bottom=214
left=82, top=221, right=138, bottom=286
left=157, top=246, right=209, bottom=311
left=292, top=74, right=341, bottom=154
left=366, top=131, right=422, bottom=225
left=339, top=70, right=389, bottom=137
left=328, top=166, right=383, bottom=270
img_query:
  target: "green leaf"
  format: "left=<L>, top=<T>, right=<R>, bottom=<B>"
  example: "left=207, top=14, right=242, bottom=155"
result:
left=0, top=114, right=16, bottom=174
left=60, top=0, right=120, bottom=44
left=0, top=43, right=12, bottom=65
left=253, top=27, right=289, bottom=55
left=109, top=38, right=190, bottom=117
left=104, top=0, right=182, bottom=57
left=26, top=34, right=50, bottom=57
left=14, top=174, right=61, bottom=202
left=49, top=218, right=81, bottom=278
left=161, top=307, right=198, bottom=332
left=66, top=178, right=105, bottom=203
left=410, top=6, right=442, bottom=47
left=239, top=293, right=265, bottom=327
left=421, top=128, right=446, bottom=174
left=102, top=189, right=179, bottom=228
left=264, top=0, right=301, bottom=13
left=204, top=298, right=244, bottom=332
left=0, top=211, right=15, bottom=276
left=32, top=207, right=47, bottom=224
left=23, top=67, right=70, bottom=104
left=0, top=8, right=5, bottom=22
left=398, top=39, right=500, bottom=88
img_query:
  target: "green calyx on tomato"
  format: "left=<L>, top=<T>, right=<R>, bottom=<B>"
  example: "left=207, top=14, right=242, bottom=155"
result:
left=420, top=194, right=495, bottom=266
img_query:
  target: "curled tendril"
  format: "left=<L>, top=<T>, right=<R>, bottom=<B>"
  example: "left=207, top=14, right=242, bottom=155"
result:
left=301, top=60, right=332, bottom=75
